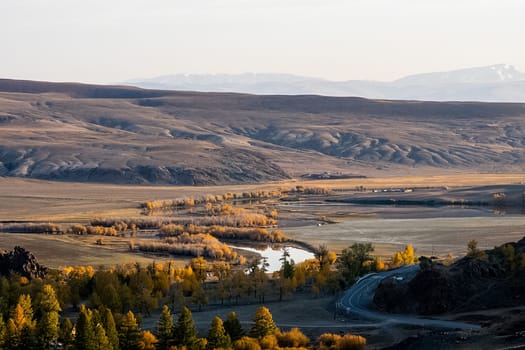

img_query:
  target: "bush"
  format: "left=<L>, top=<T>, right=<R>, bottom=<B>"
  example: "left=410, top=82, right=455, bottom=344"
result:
left=276, top=328, right=309, bottom=348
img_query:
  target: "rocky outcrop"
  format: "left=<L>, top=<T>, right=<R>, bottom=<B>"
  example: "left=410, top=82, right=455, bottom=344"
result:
left=0, top=246, right=47, bottom=279
left=374, top=237, right=525, bottom=315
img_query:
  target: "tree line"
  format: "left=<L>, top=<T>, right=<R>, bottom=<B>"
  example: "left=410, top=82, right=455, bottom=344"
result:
left=0, top=282, right=366, bottom=350
left=0, top=239, right=421, bottom=348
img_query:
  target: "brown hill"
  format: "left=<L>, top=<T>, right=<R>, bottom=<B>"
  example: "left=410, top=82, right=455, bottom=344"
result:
left=374, top=237, right=525, bottom=315
left=1, top=78, right=525, bottom=184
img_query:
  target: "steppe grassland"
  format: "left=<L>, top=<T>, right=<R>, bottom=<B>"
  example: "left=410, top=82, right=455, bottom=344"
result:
left=2, top=173, right=525, bottom=266
left=2, top=173, right=525, bottom=221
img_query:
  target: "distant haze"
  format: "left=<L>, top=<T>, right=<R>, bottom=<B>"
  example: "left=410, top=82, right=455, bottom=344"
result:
left=125, top=64, right=525, bottom=102
left=0, top=0, right=524, bottom=84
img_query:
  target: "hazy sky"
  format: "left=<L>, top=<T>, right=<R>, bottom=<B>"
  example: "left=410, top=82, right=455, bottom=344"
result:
left=1, top=0, right=524, bottom=83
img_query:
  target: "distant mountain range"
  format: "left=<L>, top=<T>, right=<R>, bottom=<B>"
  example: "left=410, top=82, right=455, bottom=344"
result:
left=124, top=64, right=525, bottom=102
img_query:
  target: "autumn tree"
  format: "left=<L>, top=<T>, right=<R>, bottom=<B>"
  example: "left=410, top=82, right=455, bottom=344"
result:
left=7, top=294, right=36, bottom=350
left=337, top=334, right=367, bottom=350
left=138, top=330, right=158, bottom=350
left=260, top=334, right=278, bottom=350
left=249, top=307, right=277, bottom=339
left=233, top=336, right=261, bottom=350
left=276, top=328, right=309, bottom=348
left=392, top=252, right=403, bottom=267
left=206, top=316, right=231, bottom=350
left=402, top=244, right=416, bottom=265
left=190, top=256, right=208, bottom=283
left=391, top=244, right=416, bottom=267
left=318, top=333, right=366, bottom=350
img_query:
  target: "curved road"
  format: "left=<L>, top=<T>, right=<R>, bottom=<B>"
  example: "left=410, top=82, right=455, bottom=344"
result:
left=338, top=265, right=481, bottom=330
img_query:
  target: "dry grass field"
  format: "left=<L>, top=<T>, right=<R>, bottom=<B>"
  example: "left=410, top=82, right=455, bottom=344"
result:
left=0, top=232, right=188, bottom=269
left=283, top=216, right=525, bottom=257
left=1, top=173, right=524, bottom=221
left=2, top=174, right=525, bottom=264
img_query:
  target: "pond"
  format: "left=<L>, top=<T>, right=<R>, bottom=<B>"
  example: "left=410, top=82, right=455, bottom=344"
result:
left=230, top=245, right=315, bottom=272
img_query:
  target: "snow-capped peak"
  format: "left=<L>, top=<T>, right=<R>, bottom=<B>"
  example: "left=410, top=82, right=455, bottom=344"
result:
left=395, top=64, right=524, bottom=85
left=488, top=64, right=518, bottom=81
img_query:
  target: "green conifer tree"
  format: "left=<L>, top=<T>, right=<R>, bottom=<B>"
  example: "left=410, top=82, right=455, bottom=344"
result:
left=248, top=307, right=277, bottom=339
left=59, top=318, right=74, bottom=350
left=223, top=311, right=244, bottom=341
left=75, top=306, right=97, bottom=350
left=156, top=305, right=174, bottom=350
left=206, top=316, right=231, bottom=350
left=173, top=306, right=198, bottom=349
left=118, top=310, right=141, bottom=350
left=36, top=284, right=61, bottom=349
left=95, top=323, right=113, bottom=350
left=100, top=307, right=119, bottom=350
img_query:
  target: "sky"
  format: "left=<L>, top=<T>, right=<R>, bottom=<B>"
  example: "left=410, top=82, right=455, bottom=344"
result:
left=1, top=0, right=524, bottom=84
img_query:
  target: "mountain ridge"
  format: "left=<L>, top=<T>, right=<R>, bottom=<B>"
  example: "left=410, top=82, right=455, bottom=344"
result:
left=124, top=64, right=525, bottom=102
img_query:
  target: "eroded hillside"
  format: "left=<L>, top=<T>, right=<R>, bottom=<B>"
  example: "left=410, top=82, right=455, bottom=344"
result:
left=1, top=79, right=525, bottom=184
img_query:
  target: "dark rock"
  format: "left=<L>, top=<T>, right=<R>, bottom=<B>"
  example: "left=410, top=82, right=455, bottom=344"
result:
left=374, top=235, right=525, bottom=315
left=0, top=246, right=47, bottom=279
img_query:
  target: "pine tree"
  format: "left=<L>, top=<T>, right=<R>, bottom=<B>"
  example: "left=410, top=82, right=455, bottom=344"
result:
left=223, top=311, right=244, bottom=341
left=249, top=307, right=277, bottom=339
left=173, top=306, right=198, bottom=349
left=36, top=284, right=61, bottom=349
left=206, top=316, right=231, bottom=350
left=100, top=307, right=119, bottom=350
left=95, top=323, right=113, bottom=350
left=59, top=318, right=74, bottom=350
left=75, top=306, right=97, bottom=350
left=118, top=310, right=141, bottom=350
left=155, top=305, right=174, bottom=350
